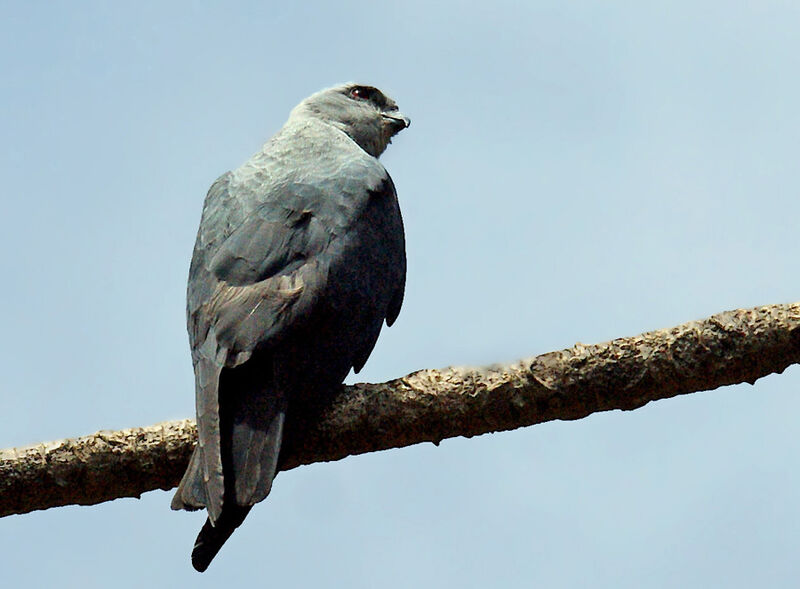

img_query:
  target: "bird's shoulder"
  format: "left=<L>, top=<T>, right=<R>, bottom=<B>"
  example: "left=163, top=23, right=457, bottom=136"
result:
left=199, top=120, right=387, bottom=249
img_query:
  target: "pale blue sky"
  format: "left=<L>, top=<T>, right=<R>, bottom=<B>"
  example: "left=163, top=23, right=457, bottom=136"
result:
left=3, top=2, right=800, bottom=587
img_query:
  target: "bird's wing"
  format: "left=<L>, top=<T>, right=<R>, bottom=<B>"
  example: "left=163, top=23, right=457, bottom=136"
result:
left=340, top=175, right=406, bottom=372
left=380, top=176, right=406, bottom=328
left=185, top=179, right=335, bottom=521
left=185, top=162, right=404, bottom=520
left=204, top=185, right=347, bottom=356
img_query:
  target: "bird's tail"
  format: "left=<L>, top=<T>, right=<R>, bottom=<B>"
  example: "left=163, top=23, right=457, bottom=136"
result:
left=191, top=505, right=252, bottom=572
left=186, top=358, right=287, bottom=572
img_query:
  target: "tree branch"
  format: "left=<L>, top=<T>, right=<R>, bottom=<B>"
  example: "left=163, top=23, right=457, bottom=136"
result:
left=3, top=302, right=800, bottom=518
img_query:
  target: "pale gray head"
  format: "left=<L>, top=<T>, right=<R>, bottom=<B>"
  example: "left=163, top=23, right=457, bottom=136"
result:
left=289, top=83, right=410, bottom=157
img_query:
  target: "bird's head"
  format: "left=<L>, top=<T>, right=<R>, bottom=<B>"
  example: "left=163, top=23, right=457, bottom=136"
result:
left=290, top=83, right=410, bottom=157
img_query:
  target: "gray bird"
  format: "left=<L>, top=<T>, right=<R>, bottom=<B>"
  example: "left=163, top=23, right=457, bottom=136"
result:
left=171, top=83, right=409, bottom=572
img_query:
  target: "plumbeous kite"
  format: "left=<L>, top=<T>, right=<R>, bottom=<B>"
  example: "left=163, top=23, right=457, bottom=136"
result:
left=171, top=84, right=409, bottom=572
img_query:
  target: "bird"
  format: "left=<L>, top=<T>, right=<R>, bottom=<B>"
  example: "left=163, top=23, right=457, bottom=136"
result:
left=170, top=83, right=410, bottom=572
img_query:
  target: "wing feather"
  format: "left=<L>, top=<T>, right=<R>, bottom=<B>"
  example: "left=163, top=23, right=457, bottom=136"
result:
left=181, top=151, right=406, bottom=524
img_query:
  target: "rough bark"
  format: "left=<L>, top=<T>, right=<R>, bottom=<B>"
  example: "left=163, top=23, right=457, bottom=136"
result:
left=2, top=302, right=799, bottom=518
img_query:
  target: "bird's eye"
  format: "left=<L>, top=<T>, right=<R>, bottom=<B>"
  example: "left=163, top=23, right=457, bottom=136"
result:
left=349, top=87, right=372, bottom=101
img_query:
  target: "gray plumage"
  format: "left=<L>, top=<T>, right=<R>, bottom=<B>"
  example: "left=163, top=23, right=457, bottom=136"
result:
left=171, top=83, right=409, bottom=571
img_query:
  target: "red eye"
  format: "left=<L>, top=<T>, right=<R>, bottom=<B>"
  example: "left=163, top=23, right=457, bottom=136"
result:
left=349, top=87, right=371, bottom=100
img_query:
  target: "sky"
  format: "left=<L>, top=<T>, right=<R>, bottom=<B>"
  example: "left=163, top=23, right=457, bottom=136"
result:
left=2, top=1, right=800, bottom=587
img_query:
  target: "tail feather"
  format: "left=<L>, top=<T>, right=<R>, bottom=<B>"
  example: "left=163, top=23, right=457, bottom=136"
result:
left=181, top=358, right=287, bottom=572
left=171, top=445, right=208, bottom=511
left=229, top=394, right=286, bottom=505
left=221, top=359, right=287, bottom=507
left=191, top=505, right=251, bottom=572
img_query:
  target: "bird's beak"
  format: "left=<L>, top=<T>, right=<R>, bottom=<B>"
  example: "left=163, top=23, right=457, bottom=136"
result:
left=382, top=112, right=411, bottom=135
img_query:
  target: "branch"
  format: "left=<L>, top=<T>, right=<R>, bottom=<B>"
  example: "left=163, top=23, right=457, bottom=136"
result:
left=3, top=302, right=800, bottom=518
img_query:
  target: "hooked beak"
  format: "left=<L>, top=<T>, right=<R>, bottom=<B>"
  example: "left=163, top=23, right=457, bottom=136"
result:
left=382, top=111, right=411, bottom=135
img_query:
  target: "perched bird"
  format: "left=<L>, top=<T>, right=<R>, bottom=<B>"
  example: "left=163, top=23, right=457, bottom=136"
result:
left=170, top=83, right=409, bottom=572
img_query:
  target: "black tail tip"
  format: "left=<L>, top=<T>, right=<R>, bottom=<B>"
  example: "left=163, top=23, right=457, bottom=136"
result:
left=191, top=547, right=214, bottom=573
left=192, top=555, right=212, bottom=573
left=191, top=517, right=227, bottom=572
left=189, top=507, right=251, bottom=573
